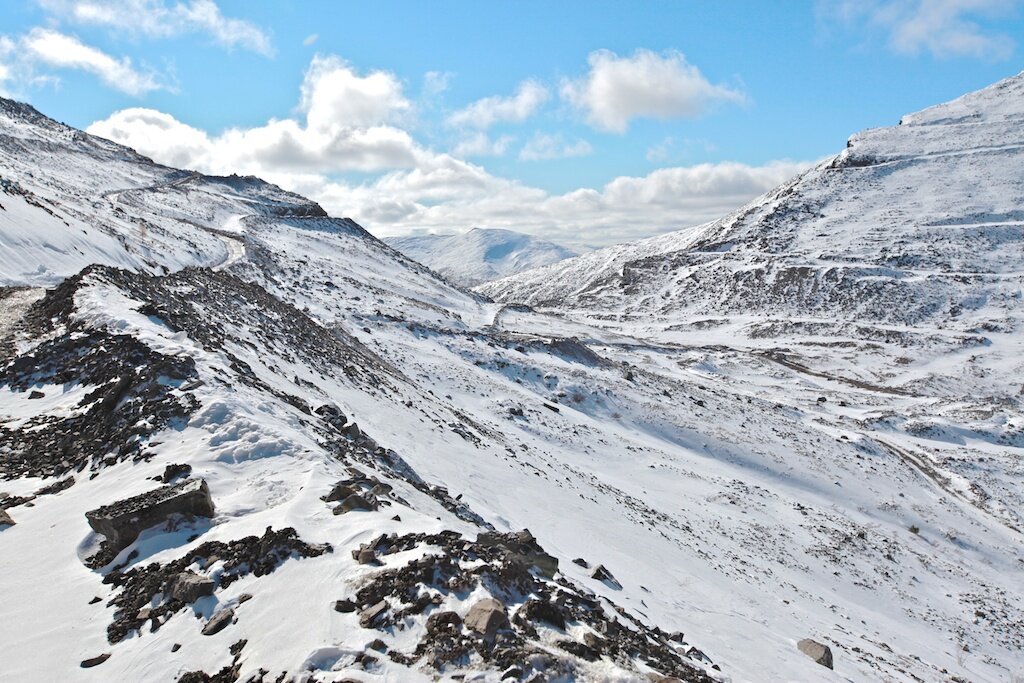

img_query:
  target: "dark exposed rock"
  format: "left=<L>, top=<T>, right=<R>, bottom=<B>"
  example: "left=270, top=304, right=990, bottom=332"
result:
left=103, top=527, right=330, bottom=643
left=202, top=608, right=234, bottom=636
left=334, top=599, right=357, bottom=613
left=797, top=638, right=833, bottom=669
left=0, top=509, right=14, bottom=527
left=476, top=529, right=558, bottom=579
left=590, top=564, right=621, bottom=588
left=80, top=653, right=111, bottom=668
left=85, top=479, right=215, bottom=557
left=557, top=639, right=600, bottom=661
left=27, top=390, right=44, bottom=399
left=229, top=639, right=247, bottom=656
left=572, top=557, right=589, bottom=568
left=335, top=493, right=376, bottom=514
left=0, top=270, right=200, bottom=480
left=160, top=463, right=193, bottom=483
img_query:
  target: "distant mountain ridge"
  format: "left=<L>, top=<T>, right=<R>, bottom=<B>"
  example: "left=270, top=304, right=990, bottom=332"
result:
left=385, top=228, right=577, bottom=286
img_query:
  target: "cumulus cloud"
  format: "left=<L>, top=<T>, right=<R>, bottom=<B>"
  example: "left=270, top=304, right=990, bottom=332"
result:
left=518, top=133, right=593, bottom=161
left=22, top=28, right=165, bottom=95
left=38, top=0, right=273, bottom=55
left=824, top=0, right=1018, bottom=60
left=447, top=80, right=549, bottom=128
left=561, top=49, right=745, bottom=133
left=86, top=52, right=808, bottom=249
left=88, top=56, right=422, bottom=172
left=452, top=132, right=515, bottom=157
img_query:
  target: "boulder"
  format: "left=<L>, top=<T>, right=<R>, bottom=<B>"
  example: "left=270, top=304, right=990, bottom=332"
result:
left=167, top=571, right=215, bottom=603
left=85, top=479, right=215, bottom=553
left=334, top=599, right=357, bottom=613
left=0, top=509, right=14, bottom=527
left=160, top=463, right=192, bottom=483
left=359, top=600, right=389, bottom=628
left=335, top=493, right=375, bottom=515
left=797, top=638, right=833, bottom=669
left=356, top=549, right=377, bottom=565
left=201, top=608, right=234, bottom=636
left=80, top=653, right=110, bottom=668
left=464, top=598, right=509, bottom=638
left=591, top=564, right=621, bottom=588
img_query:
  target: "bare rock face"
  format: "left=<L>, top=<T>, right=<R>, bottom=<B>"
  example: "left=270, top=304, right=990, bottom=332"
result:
left=464, top=598, right=509, bottom=638
left=85, top=479, right=215, bottom=554
left=0, top=509, right=14, bottom=527
left=797, top=638, right=834, bottom=669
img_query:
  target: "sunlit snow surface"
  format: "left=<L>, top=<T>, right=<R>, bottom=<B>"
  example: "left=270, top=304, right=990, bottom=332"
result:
left=1, top=76, right=1023, bottom=682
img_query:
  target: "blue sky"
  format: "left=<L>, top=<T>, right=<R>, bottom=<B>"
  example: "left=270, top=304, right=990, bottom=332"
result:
left=1, top=1, right=1022, bottom=247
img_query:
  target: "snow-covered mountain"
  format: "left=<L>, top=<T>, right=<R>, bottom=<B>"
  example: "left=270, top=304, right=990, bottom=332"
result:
left=386, top=228, right=577, bottom=286
left=0, top=74, right=1022, bottom=683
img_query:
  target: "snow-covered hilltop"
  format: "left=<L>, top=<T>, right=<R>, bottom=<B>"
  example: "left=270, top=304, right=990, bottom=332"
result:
left=479, top=72, right=1024, bottom=331
left=386, top=228, right=577, bottom=286
left=1, top=75, right=1023, bottom=683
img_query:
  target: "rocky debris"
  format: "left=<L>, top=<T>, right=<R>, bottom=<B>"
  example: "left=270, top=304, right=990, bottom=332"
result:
left=80, top=653, right=111, bottom=668
left=476, top=529, right=558, bottom=579
left=85, top=479, right=215, bottom=559
left=0, top=270, right=200, bottom=479
left=350, top=530, right=716, bottom=681
left=103, top=527, right=330, bottom=643
left=159, top=463, right=192, bottom=483
left=797, top=638, right=834, bottom=669
left=168, top=571, right=215, bottom=603
left=0, top=509, right=14, bottom=527
left=465, top=598, right=510, bottom=638
left=36, top=476, right=75, bottom=496
left=202, top=608, right=235, bottom=636
left=591, top=564, right=622, bottom=588
left=572, top=557, right=589, bottom=568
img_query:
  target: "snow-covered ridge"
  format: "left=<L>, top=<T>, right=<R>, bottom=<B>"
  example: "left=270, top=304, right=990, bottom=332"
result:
left=386, top=228, right=578, bottom=286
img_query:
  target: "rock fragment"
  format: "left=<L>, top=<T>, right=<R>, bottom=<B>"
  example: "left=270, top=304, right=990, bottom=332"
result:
left=464, top=597, right=509, bottom=638
left=201, top=608, right=234, bottom=636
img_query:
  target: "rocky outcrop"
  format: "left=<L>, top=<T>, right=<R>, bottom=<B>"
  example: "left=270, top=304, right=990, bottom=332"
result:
left=0, top=509, right=14, bottom=527
left=85, top=479, right=215, bottom=556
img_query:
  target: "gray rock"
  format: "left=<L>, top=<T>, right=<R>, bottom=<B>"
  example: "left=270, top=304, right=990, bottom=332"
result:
left=357, top=549, right=377, bottom=565
left=476, top=529, right=558, bottom=579
left=464, top=597, right=509, bottom=638
left=797, top=638, right=833, bottom=669
left=168, top=571, right=215, bottom=603
left=590, top=564, right=621, bottom=588
left=201, top=608, right=234, bottom=636
left=334, top=599, right=357, bottom=613
left=85, top=479, right=214, bottom=553
left=0, top=509, right=14, bottom=527
left=359, top=600, right=388, bottom=628
left=334, top=493, right=375, bottom=515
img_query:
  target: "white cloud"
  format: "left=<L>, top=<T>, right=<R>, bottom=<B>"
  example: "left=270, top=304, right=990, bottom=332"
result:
left=300, top=55, right=411, bottom=129
left=38, top=0, right=273, bottom=55
left=86, top=53, right=810, bottom=249
left=22, top=28, right=165, bottom=95
left=88, top=56, right=422, bottom=172
left=560, top=49, right=745, bottom=133
left=447, top=80, right=549, bottom=129
left=518, top=133, right=593, bottom=161
left=423, top=71, right=453, bottom=96
left=452, top=132, right=515, bottom=157
left=825, top=0, right=1017, bottom=60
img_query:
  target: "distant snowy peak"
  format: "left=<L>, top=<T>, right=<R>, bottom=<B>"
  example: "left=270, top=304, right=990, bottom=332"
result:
left=386, top=228, right=577, bottom=286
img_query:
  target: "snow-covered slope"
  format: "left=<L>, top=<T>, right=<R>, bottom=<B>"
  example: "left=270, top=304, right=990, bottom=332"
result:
left=1, top=78, right=1023, bottom=683
left=386, top=228, right=577, bottom=286
left=480, top=72, right=1024, bottom=330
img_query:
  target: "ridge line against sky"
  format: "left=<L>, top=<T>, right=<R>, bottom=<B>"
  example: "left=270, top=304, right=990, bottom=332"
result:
left=1, top=0, right=1021, bottom=249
